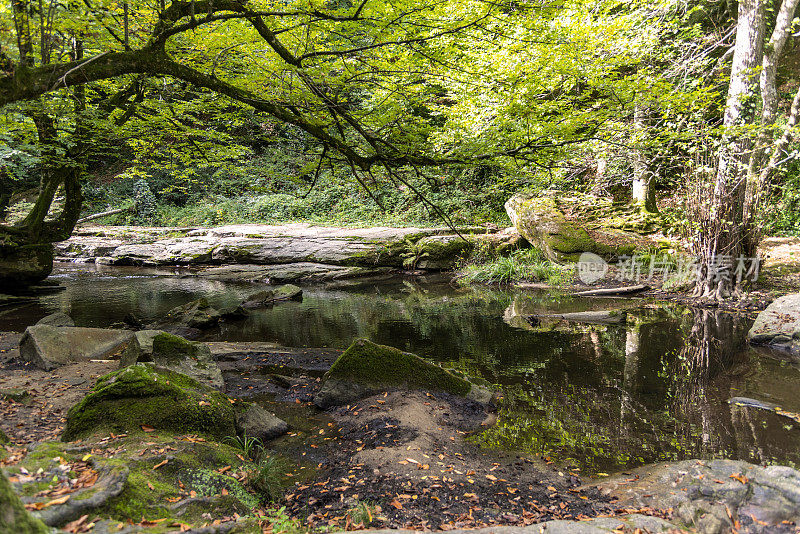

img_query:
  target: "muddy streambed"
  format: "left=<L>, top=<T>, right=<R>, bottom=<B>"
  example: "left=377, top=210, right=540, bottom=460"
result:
left=3, top=262, right=800, bottom=476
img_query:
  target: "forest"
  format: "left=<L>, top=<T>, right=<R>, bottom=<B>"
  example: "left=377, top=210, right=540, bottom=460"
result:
left=2, top=0, right=800, bottom=532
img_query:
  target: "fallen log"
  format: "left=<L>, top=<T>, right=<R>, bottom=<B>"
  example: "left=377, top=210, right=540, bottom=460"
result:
left=76, top=205, right=133, bottom=224
left=574, top=284, right=649, bottom=297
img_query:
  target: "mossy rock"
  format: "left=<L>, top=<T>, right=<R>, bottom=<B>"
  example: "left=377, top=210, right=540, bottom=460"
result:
left=0, top=470, right=49, bottom=533
left=0, top=428, right=8, bottom=445
left=62, top=364, right=236, bottom=441
left=505, top=193, right=642, bottom=263
left=149, top=332, right=224, bottom=389
left=315, top=339, right=490, bottom=407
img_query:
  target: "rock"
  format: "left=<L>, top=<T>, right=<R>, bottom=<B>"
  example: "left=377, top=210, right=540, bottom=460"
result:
left=0, top=243, right=54, bottom=289
left=62, top=364, right=237, bottom=441
left=241, top=284, right=302, bottom=309
left=19, top=325, right=136, bottom=371
left=235, top=403, right=289, bottom=441
left=149, top=298, right=222, bottom=332
left=595, top=459, right=800, bottom=534
left=118, top=330, right=163, bottom=367
left=505, top=193, right=638, bottom=262
left=412, top=235, right=473, bottom=270
left=35, top=311, right=75, bottom=327
left=148, top=332, right=224, bottom=390
left=314, top=338, right=489, bottom=408
left=0, top=470, right=50, bottom=533
left=747, top=293, right=800, bottom=354
left=0, top=388, right=31, bottom=403
left=57, top=223, right=483, bottom=270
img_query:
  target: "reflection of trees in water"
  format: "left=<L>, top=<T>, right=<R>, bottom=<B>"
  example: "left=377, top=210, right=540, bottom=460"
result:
left=664, top=307, right=756, bottom=460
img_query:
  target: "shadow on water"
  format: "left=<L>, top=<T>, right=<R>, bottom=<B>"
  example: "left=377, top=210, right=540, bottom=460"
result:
left=3, top=263, right=800, bottom=474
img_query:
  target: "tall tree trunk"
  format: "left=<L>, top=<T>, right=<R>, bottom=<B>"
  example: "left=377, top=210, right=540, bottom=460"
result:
left=694, top=0, right=765, bottom=300
left=632, top=104, right=657, bottom=212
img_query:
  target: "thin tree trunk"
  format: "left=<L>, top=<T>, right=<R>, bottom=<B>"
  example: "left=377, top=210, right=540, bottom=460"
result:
left=632, top=105, right=657, bottom=212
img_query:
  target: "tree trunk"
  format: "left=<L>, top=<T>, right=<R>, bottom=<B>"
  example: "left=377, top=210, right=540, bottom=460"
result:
left=632, top=105, right=657, bottom=212
left=693, top=0, right=765, bottom=300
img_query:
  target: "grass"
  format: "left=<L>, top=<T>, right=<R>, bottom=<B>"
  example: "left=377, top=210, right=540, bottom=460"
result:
left=224, top=432, right=263, bottom=460
left=248, top=455, right=289, bottom=503
left=456, top=248, right=572, bottom=286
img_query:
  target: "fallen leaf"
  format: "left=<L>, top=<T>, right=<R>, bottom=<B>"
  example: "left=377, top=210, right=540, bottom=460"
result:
left=152, top=459, right=168, bottom=470
left=141, top=425, right=155, bottom=433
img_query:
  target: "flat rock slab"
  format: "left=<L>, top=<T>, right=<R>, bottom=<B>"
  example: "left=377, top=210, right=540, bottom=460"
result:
left=19, top=325, right=135, bottom=371
left=595, top=459, right=800, bottom=533
left=55, top=223, right=485, bottom=270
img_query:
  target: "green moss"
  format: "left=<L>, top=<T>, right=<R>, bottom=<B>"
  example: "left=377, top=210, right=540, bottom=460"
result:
left=62, top=364, right=236, bottom=441
left=0, top=428, right=8, bottom=445
left=151, top=332, right=204, bottom=364
left=0, top=471, right=50, bottom=534
left=325, top=339, right=471, bottom=396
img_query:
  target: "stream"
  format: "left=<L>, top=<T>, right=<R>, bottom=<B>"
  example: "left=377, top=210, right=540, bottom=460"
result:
left=3, top=262, right=800, bottom=475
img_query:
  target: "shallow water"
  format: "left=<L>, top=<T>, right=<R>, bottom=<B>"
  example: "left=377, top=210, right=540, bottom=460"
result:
left=4, top=263, right=800, bottom=474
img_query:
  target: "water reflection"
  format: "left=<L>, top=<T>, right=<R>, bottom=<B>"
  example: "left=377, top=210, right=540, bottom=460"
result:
left=2, top=264, right=799, bottom=473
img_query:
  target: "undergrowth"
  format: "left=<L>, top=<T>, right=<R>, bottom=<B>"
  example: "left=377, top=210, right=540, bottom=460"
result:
left=456, top=247, right=572, bottom=285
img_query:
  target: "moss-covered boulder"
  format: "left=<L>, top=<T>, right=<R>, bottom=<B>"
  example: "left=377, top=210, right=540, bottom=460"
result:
left=4, top=436, right=268, bottom=531
left=505, top=193, right=639, bottom=262
left=314, top=339, right=491, bottom=408
left=0, top=470, right=49, bottom=533
left=149, top=332, right=224, bottom=389
left=62, top=364, right=236, bottom=441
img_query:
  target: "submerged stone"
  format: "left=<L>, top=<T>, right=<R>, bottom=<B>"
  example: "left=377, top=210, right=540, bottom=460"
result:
left=62, top=364, right=236, bottom=441
left=314, top=338, right=489, bottom=408
left=241, top=284, right=303, bottom=309
left=150, top=298, right=222, bottom=331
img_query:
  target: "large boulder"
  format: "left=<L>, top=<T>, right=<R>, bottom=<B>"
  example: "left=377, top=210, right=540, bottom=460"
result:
left=235, top=403, right=289, bottom=441
left=0, top=244, right=54, bottom=289
left=0, top=470, right=49, bottom=533
left=62, top=364, right=236, bottom=441
left=596, top=459, right=800, bottom=534
left=19, top=325, right=135, bottom=370
left=314, top=338, right=491, bottom=408
left=505, top=193, right=638, bottom=262
left=747, top=293, right=800, bottom=354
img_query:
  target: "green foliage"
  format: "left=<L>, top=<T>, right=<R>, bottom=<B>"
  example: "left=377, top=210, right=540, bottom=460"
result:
left=225, top=433, right=264, bottom=461
left=248, top=455, right=289, bottom=503
left=132, top=179, right=157, bottom=224
left=457, top=248, right=571, bottom=285
left=346, top=501, right=377, bottom=527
